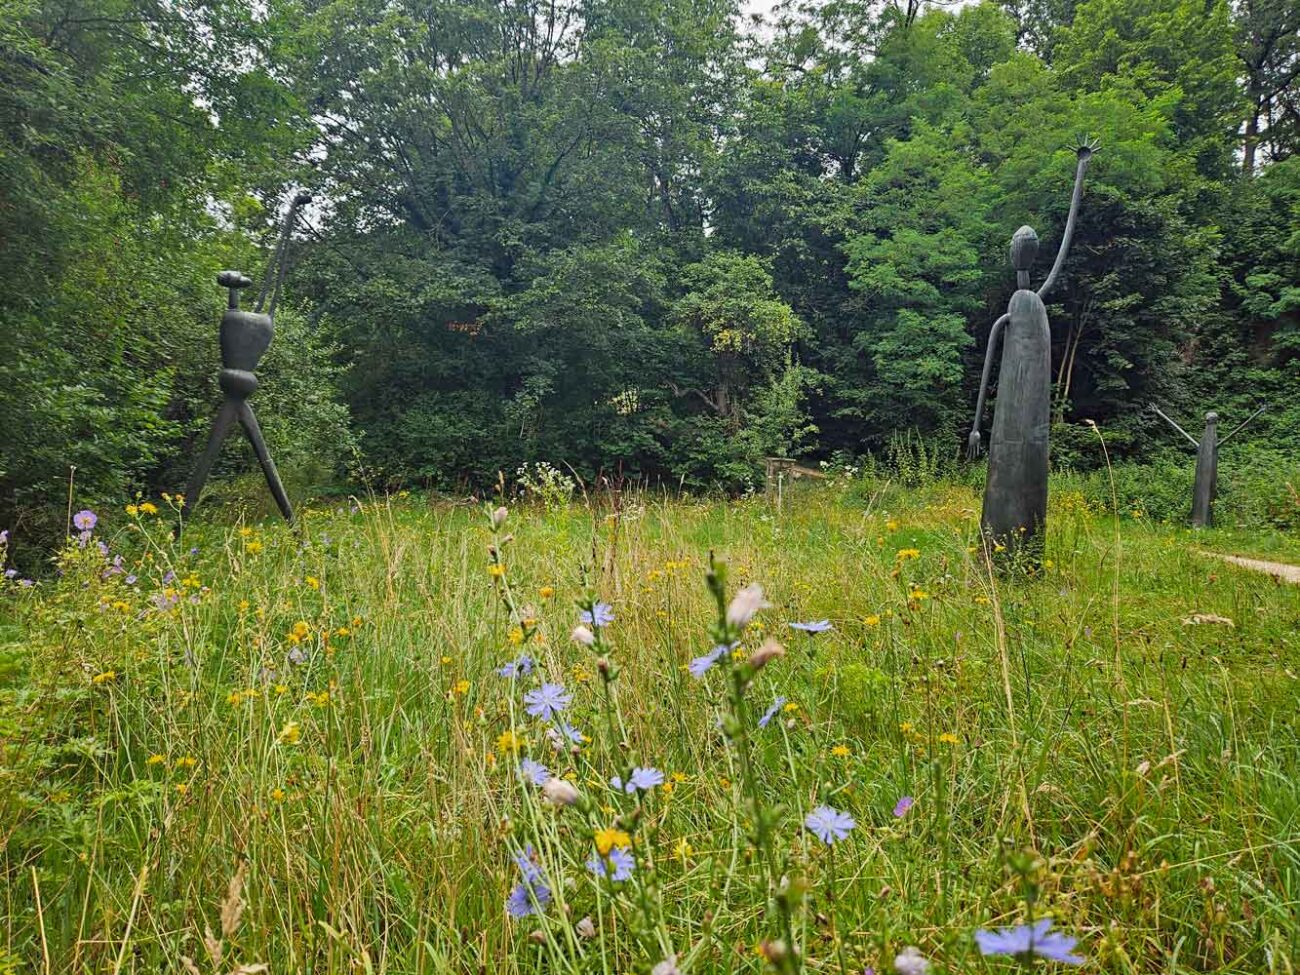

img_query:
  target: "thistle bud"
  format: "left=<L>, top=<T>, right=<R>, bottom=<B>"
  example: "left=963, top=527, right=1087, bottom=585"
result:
left=491, top=506, right=509, bottom=528
left=726, top=583, right=769, bottom=628
left=747, top=638, right=785, bottom=671
left=542, top=778, right=580, bottom=806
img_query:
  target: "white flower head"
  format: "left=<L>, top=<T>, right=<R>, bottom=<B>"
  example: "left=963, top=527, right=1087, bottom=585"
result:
left=651, top=957, right=680, bottom=975
left=541, top=777, right=580, bottom=806
left=491, top=506, right=509, bottom=528
left=571, top=624, right=596, bottom=647
left=894, top=945, right=931, bottom=975
left=726, top=583, right=769, bottom=628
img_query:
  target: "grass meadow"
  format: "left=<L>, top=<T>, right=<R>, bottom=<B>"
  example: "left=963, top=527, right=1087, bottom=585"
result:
left=1, top=480, right=1297, bottom=974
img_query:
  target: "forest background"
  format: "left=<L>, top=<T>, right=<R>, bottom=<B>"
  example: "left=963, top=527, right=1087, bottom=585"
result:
left=2, top=0, right=1298, bottom=555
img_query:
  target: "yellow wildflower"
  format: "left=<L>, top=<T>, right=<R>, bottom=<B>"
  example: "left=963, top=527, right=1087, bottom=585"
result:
left=146, top=753, right=166, bottom=766
left=831, top=744, right=851, bottom=758
left=175, top=755, right=198, bottom=769
left=938, top=732, right=960, bottom=746
left=92, top=670, right=117, bottom=684
left=139, top=502, right=158, bottom=516
left=279, top=721, right=302, bottom=745
left=539, top=586, right=555, bottom=599
left=594, top=828, right=631, bottom=856
left=270, top=787, right=286, bottom=802
left=864, top=614, right=881, bottom=626
left=306, top=576, right=320, bottom=590
left=488, top=564, right=506, bottom=578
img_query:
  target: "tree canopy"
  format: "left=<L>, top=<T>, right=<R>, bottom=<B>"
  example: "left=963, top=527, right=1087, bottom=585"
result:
left=2, top=0, right=1298, bottom=538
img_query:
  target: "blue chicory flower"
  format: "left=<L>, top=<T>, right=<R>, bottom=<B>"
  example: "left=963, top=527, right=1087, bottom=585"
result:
left=496, top=654, right=534, bottom=678
left=523, top=683, right=572, bottom=721
left=506, top=880, right=551, bottom=918
left=579, top=602, right=615, bottom=628
left=805, top=804, right=855, bottom=845
left=975, top=919, right=1083, bottom=964
left=586, top=846, right=635, bottom=881
left=611, top=766, right=664, bottom=793
left=519, top=758, right=551, bottom=786
left=758, top=696, right=787, bottom=728
left=788, top=620, right=833, bottom=633
left=689, top=642, right=736, bottom=679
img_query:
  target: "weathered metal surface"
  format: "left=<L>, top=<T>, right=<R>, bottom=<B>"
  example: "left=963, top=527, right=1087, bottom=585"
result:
left=179, top=194, right=311, bottom=530
left=968, top=142, right=1097, bottom=558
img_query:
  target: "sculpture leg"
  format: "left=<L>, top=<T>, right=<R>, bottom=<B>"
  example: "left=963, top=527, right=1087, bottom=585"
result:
left=238, top=401, right=294, bottom=525
left=179, top=399, right=240, bottom=527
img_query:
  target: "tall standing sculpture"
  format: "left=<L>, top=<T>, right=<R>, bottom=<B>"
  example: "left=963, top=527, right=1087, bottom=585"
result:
left=180, top=192, right=312, bottom=530
left=1151, top=405, right=1265, bottom=527
left=967, top=141, right=1097, bottom=557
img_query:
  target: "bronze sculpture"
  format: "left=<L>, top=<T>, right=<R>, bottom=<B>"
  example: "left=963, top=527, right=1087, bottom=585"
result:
left=1151, top=405, right=1264, bottom=527
left=967, top=141, right=1097, bottom=557
left=179, top=192, right=312, bottom=529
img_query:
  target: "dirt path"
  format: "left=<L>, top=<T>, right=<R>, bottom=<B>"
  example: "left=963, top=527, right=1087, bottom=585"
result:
left=1201, top=551, right=1300, bottom=585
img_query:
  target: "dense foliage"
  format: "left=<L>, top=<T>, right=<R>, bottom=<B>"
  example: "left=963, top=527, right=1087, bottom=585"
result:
left=2, top=0, right=1298, bottom=540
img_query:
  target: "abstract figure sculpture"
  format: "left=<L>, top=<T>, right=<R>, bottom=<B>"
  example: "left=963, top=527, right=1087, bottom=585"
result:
left=1151, top=405, right=1265, bottom=527
left=967, top=141, right=1097, bottom=558
left=180, top=192, right=312, bottom=530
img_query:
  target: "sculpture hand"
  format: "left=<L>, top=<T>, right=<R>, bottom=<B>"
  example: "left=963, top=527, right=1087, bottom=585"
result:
left=967, top=430, right=983, bottom=460
left=1070, top=134, right=1101, bottom=163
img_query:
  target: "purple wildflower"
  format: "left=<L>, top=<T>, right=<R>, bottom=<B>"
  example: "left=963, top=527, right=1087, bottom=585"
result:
left=506, top=880, right=551, bottom=918
left=0, top=530, right=8, bottom=544
left=788, top=620, right=833, bottom=633
left=579, top=602, right=615, bottom=628
left=689, top=643, right=735, bottom=679
left=611, top=766, right=664, bottom=793
left=519, top=758, right=551, bottom=786
left=125, top=574, right=137, bottom=585
left=496, top=655, right=534, bottom=678
left=4, top=569, right=16, bottom=579
left=893, top=796, right=915, bottom=818
left=513, top=844, right=543, bottom=884
left=546, top=722, right=585, bottom=749
left=586, top=846, right=635, bottom=881
left=805, top=804, right=855, bottom=845
left=758, top=696, right=787, bottom=728
left=523, top=683, right=572, bottom=721
left=975, top=920, right=1083, bottom=964
left=72, top=510, right=97, bottom=532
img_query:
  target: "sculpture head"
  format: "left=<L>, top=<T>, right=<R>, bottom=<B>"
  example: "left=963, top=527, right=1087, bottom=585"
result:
left=1010, top=225, right=1039, bottom=288
left=1205, top=411, right=1219, bottom=424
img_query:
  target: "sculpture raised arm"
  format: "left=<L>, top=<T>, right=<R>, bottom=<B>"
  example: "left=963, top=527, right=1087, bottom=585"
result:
left=1216, top=405, right=1265, bottom=446
left=1037, top=138, right=1098, bottom=301
left=255, top=190, right=313, bottom=316
left=967, top=312, right=1010, bottom=459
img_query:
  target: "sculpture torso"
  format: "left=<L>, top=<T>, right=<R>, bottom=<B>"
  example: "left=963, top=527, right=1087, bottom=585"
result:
left=982, top=288, right=1051, bottom=549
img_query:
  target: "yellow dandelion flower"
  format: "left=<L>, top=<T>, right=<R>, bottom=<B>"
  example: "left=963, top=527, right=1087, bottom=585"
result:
left=270, top=787, right=287, bottom=802
left=496, top=730, right=526, bottom=754
left=92, top=670, right=117, bottom=684
left=831, top=744, right=851, bottom=758
left=453, top=679, right=470, bottom=696
left=139, top=502, right=158, bottom=516
left=306, top=576, right=320, bottom=590
left=488, top=564, right=506, bottom=578
left=864, top=614, right=881, bottom=626
left=125, top=503, right=139, bottom=516
left=146, top=753, right=166, bottom=766
left=594, top=828, right=631, bottom=856
left=174, top=783, right=189, bottom=795
left=539, top=586, right=556, bottom=599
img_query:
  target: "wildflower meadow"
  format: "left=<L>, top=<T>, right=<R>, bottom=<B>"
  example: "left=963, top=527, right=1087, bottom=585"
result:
left=1, top=481, right=1297, bottom=974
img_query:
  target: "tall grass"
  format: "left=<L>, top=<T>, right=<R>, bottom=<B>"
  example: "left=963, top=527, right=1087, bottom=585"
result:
left=0, top=483, right=1296, bottom=973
